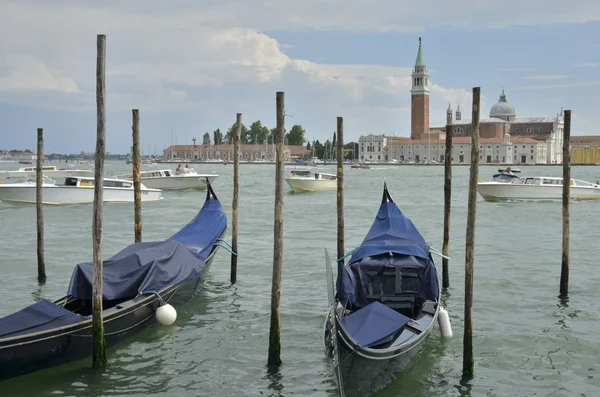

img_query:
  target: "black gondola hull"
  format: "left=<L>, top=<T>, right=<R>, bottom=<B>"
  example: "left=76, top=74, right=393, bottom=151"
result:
left=0, top=243, right=220, bottom=381
left=324, top=305, right=438, bottom=397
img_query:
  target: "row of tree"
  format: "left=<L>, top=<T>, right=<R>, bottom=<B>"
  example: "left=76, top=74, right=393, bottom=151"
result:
left=308, top=140, right=359, bottom=161
left=197, top=121, right=359, bottom=160
left=200, top=121, right=307, bottom=147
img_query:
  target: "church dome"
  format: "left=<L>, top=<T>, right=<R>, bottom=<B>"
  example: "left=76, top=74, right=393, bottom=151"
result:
left=490, top=89, right=515, bottom=118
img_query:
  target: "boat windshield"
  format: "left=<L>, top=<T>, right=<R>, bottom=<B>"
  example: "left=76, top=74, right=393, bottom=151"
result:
left=491, top=173, right=520, bottom=183
left=291, top=170, right=312, bottom=177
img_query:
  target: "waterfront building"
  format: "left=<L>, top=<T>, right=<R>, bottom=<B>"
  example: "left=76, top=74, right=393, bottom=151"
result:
left=0, top=150, right=38, bottom=161
left=163, top=144, right=309, bottom=162
left=357, top=38, right=571, bottom=165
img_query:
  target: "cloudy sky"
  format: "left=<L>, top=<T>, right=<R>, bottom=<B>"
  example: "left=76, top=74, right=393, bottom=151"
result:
left=1, top=1, right=600, bottom=154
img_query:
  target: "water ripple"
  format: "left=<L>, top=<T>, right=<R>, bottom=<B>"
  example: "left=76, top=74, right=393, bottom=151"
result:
left=1, top=163, right=600, bottom=396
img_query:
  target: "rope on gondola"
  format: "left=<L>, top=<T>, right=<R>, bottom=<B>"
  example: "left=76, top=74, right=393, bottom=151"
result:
left=337, top=250, right=354, bottom=262
left=428, top=246, right=450, bottom=260
left=216, top=238, right=239, bottom=256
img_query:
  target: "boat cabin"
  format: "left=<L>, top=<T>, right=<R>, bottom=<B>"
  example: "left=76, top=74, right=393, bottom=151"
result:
left=139, top=170, right=173, bottom=178
left=290, top=170, right=337, bottom=180
left=315, top=173, right=337, bottom=180
left=64, top=177, right=133, bottom=188
left=18, top=166, right=58, bottom=172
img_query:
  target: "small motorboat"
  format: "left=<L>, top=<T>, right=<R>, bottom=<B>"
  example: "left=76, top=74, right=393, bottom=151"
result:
left=0, top=165, right=92, bottom=181
left=351, top=163, right=371, bottom=169
left=0, top=182, right=228, bottom=381
left=323, top=183, right=444, bottom=397
left=117, top=167, right=218, bottom=190
left=284, top=170, right=339, bottom=193
left=478, top=175, right=600, bottom=202
left=0, top=176, right=162, bottom=204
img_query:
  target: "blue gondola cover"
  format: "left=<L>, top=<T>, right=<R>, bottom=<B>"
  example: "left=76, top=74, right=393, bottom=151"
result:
left=0, top=299, right=84, bottom=338
left=336, top=198, right=440, bottom=310
left=67, top=196, right=227, bottom=300
left=340, top=301, right=410, bottom=348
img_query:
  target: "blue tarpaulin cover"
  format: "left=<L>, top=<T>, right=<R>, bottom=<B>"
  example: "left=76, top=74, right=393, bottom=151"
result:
left=340, top=301, right=410, bottom=348
left=349, top=200, right=430, bottom=263
left=0, top=299, right=84, bottom=338
left=67, top=195, right=227, bottom=300
left=336, top=195, right=440, bottom=310
left=0, top=191, right=227, bottom=340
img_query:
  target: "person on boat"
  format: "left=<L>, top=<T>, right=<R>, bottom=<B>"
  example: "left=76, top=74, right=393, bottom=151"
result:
left=176, top=164, right=183, bottom=175
left=502, top=167, right=513, bottom=175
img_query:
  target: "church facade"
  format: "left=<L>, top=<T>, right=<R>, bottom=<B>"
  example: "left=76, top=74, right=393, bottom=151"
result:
left=358, top=38, right=566, bottom=165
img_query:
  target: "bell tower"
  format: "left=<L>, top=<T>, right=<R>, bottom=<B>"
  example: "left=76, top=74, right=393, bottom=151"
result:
left=410, top=37, right=430, bottom=140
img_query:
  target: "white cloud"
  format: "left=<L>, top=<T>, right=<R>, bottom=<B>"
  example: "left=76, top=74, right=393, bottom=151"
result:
left=2, top=0, right=597, bottom=150
left=17, top=0, right=599, bottom=32
left=0, top=54, right=79, bottom=93
left=0, top=1, right=475, bottom=137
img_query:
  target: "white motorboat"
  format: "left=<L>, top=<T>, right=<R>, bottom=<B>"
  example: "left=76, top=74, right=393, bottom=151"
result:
left=0, top=176, right=162, bottom=205
left=117, top=167, right=218, bottom=190
left=0, top=165, right=92, bottom=181
left=284, top=170, right=339, bottom=193
left=478, top=174, right=600, bottom=202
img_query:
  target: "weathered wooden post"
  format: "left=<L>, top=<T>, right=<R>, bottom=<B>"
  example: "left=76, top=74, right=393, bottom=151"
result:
left=132, top=109, right=142, bottom=243
left=92, top=33, right=108, bottom=368
left=268, top=92, right=285, bottom=367
left=231, top=113, right=241, bottom=284
left=560, top=110, right=571, bottom=296
left=463, top=87, right=480, bottom=378
left=442, top=108, right=453, bottom=289
left=36, top=128, right=46, bottom=283
left=336, top=117, right=344, bottom=274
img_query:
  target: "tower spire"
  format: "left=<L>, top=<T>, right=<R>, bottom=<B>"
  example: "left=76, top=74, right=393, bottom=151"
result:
left=410, top=38, right=430, bottom=140
left=415, top=37, right=426, bottom=66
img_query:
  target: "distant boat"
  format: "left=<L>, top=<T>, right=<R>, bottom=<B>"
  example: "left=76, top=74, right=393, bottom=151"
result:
left=498, top=167, right=521, bottom=173
left=117, top=168, right=218, bottom=190
left=0, top=165, right=92, bottom=181
left=18, top=161, right=32, bottom=165
left=478, top=175, right=600, bottom=202
left=351, top=163, right=371, bottom=169
left=323, top=183, right=442, bottom=397
left=0, top=183, right=227, bottom=381
left=285, top=170, right=339, bottom=193
left=0, top=176, right=162, bottom=204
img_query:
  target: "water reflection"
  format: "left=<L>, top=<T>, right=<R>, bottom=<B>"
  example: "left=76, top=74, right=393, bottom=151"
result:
left=264, top=366, right=284, bottom=397
left=31, top=281, right=46, bottom=302
left=454, top=376, right=473, bottom=396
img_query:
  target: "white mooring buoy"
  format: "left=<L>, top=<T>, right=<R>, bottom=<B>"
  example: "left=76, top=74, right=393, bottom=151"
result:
left=438, top=306, right=453, bottom=338
left=156, top=303, right=177, bottom=326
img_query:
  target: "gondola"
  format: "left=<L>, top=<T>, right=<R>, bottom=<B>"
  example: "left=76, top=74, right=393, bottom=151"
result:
left=323, top=183, right=441, bottom=397
left=0, top=182, right=228, bottom=381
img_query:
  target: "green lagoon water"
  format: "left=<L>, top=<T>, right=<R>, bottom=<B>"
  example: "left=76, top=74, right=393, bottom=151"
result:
left=0, top=161, right=599, bottom=396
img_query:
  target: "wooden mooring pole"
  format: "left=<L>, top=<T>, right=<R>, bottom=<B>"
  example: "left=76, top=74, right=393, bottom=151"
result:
left=336, top=117, right=344, bottom=274
left=463, top=87, right=480, bottom=378
left=560, top=110, right=571, bottom=296
left=92, top=33, right=108, bottom=368
left=132, top=109, right=142, bottom=243
left=231, top=113, right=241, bottom=284
left=36, top=128, right=46, bottom=283
left=442, top=108, right=453, bottom=289
left=268, top=92, right=285, bottom=367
